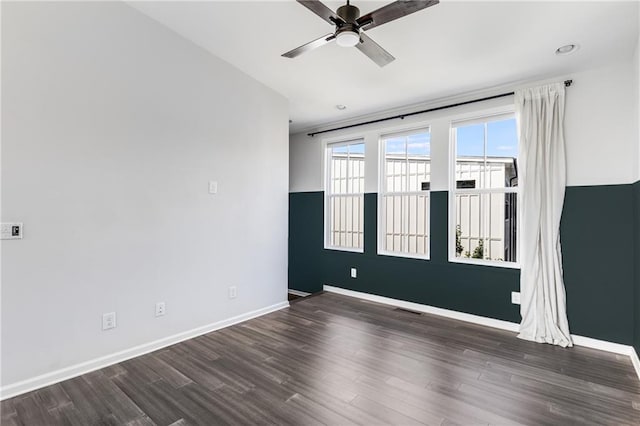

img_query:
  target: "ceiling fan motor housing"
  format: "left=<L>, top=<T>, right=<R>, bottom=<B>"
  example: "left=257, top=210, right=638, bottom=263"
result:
left=336, top=3, right=360, bottom=24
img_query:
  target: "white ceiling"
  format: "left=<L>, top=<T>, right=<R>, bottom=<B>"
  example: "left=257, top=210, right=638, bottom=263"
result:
left=129, top=1, right=639, bottom=133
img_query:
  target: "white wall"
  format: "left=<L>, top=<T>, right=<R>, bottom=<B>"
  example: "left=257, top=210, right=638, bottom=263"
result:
left=291, top=59, right=639, bottom=192
left=565, top=62, right=638, bottom=187
left=635, top=11, right=640, bottom=183
left=1, top=2, right=288, bottom=390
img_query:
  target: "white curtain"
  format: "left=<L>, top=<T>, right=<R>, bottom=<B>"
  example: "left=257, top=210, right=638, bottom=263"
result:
left=515, top=83, right=572, bottom=348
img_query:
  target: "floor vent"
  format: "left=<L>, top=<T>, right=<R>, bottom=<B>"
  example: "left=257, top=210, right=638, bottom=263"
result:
left=393, top=307, right=423, bottom=315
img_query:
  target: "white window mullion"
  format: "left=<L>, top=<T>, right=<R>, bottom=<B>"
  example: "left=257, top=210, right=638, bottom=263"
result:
left=379, top=129, right=430, bottom=259
left=326, top=140, right=364, bottom=252
left=403, top=140, right=409, bottom=253
left=450, top=113, right=519, bottom=267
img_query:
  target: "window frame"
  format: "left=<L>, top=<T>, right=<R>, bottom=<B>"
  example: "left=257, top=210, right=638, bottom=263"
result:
left=324, top=138, right=365, bottom=253
left=377, top=126, right=432, bottom=260
left=448, top=110, right=521, bottom=269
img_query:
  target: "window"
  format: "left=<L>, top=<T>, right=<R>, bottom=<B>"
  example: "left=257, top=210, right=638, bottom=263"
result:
left=450, top=113, right=519, bottom=267
left=325, top=140, right=365, bottom=251
left=379, top=129, right=431, bottom=258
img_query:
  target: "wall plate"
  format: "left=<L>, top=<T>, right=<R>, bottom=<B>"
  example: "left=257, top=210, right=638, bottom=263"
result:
left=1, top=223, right=23, bottom=240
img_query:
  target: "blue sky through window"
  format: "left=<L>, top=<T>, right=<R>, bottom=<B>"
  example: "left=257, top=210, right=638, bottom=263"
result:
left=349, top=143, right=365, bottom=154
left=385, top=132, right=430, bottom=156
left=331, top=142, right=364, bottom=155
left=456, top=124, right=484, bottom=157
left=385, top=137, right=405, bottom=155
left=487, top=119, right=517, bottom=157
left=407, top=132, right=430, bottom=156
left=456, top=118, right=517, bottom=158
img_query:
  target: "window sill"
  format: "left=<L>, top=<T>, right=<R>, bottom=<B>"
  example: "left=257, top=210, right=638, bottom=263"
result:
left=449, top=257, right=520, bottom=269
left=377, top=250, right=430, bottom=261
left=324, top=246, right=364, bottom=254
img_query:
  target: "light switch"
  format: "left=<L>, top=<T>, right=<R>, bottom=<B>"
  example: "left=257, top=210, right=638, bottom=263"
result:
left=1, top=223, right=23, bottom=240
left=208, top=181, right=218, bottom=194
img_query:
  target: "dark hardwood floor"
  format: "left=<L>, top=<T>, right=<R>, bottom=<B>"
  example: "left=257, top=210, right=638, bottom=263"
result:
left=3, top=292, right=639, bottom=425
left=287, top=293, right=303, bottom=302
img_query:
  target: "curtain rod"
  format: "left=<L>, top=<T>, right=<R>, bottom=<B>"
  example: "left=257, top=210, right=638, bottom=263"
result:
left=308, top=79, right=573, bottom=137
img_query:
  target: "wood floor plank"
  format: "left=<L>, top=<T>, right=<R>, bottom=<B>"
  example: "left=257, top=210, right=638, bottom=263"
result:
left=3, top=292, right=639, bottom=425
left=146, top=380, right=239, bottom=425
left=125, top=415, right=157, bottom=426
left=383, top=375, right=521, bottom=426
left=153, top=349, right=226, bottom=392
left=34, top=383, right=72, bottom=411
left=81, top=370, right=146, bottom=424
left=0, top=415, right=21, bottom=426
left=284, top=392, right=356, bottom=425
left=111, top=376, right=186, bottom=426
left=349, top=394, right=426, bottom=425
left=12, top=395, right=59, bottom=426
left=0, top=398, right=18, bottom=423
left=144, top=354, right=193, bottom=389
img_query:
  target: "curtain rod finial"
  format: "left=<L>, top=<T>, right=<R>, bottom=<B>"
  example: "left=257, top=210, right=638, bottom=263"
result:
left=564, top=79, right=573, bottom=87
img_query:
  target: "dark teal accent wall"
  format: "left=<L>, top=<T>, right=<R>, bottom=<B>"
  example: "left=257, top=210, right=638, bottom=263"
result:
left=561, top=185, right=635, bottom=345
left=634, top=180, right=640, bottom=355
left=289, top=184, right=637, bottom=345
left=288, top=191, right=324, bottom=294
left=289, top=191, right=520, bottom=324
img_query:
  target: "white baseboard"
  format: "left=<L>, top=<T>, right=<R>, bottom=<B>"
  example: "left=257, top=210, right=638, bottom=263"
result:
left=323, top=285, right=640, bottom=380
left=631, top=347, right=640, bottom=381
left=570, top=335, right=635, bottom=356
left=288, top=289, right=311, bottom=297
left=324, top=285, right=519, bottom=332
left=0, top=301, right=290, bottom=401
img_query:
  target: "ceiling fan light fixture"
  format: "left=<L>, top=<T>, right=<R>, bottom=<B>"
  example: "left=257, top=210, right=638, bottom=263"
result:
left=336, top=30, right=360, bottom=47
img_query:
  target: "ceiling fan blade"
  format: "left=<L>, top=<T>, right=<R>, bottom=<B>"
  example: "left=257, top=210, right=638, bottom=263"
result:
left=297, top=0, right=345, bottom=26
left=282, top=33, right=336, bottom=58
left=357, top=0, right=439, bottom=31
left=355, top=32, right=395, bottom=67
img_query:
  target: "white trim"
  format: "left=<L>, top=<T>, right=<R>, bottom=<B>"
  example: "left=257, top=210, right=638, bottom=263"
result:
left=377, top=250, right=430, bottom=261
left=378, top=128, right=432, bottom=260
left=324, top=285, right=519, bottom=332
left=449, top=257, right=521, bottom=269
left=323, top=285, right=640, bottom=380
left=630, top=348, right=640, bottom=381
left=324, top=140, right=365, bottom=252
left=0, top=301, right=290, bottom=401
left=448, top=112, right=521, bottom=268
left=288, top=289, right=311, bottom=297
left=324, top=245, right=364, bottom=254
left=569, top=335, right=635, bottom=356
left=380, top=126, right=431, bottom=140
left=454, top=187, right=519, bottom=195
left=451, top=111, right=515, bottom=128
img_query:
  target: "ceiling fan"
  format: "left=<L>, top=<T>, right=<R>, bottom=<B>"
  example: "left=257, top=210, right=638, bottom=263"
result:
left=282, top=0, right=439, bottom=67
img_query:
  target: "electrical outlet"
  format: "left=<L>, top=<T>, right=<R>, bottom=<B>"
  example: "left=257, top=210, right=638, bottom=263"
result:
left=208, top=181, right=218, bottom=194
left=102, top=312, right=116, bottom=330
left=511, top=291, right=521, bottom=305
left=229, top=286, right=237, bottom=299
left=1, top=223, right=23, bottom=240
left=350, top=268, right=357, bottom=278
left=155, top=302, right=166, bottom=317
